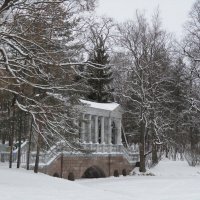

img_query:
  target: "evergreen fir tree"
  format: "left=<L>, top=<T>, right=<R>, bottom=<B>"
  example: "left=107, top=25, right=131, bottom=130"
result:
left=85, top=35, right=113, bottom=103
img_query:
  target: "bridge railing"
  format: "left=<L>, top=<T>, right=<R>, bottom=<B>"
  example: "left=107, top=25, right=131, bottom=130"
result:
left=81, top=143, right=139, bottom=163
left=0, top=151, right=28, bottom=163
left=81, top=143, right=123, bottom=153
left=0, top=142, right=140, bottom=166
left=121, top=146, right=139, bottom=163
left=0, top=141, right=29, bottom=163
left=0, top=151, right=59, bottom=165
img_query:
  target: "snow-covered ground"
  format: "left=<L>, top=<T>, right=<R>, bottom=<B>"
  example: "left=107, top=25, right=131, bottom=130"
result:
left=1, top=159, right=200, bottom=200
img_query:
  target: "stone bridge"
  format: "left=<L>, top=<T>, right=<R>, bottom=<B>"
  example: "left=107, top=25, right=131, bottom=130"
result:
left=38, top=100, right=139, bottom=180
left=39, top=152, right=137, bottom=180
left=0, top=100, right=139, bottom=180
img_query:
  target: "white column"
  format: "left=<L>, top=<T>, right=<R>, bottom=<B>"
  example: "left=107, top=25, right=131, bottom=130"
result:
left=80, top=114, right=85, bottom=143
left=94, top=116, right=99, bottom=143
left=117, top=119, right=122, bottom=145
left=108, top=117, right=112, bottom=144
left=88, top=114, right=92, bottom=143
left=101, top=116, right=105, bottom=144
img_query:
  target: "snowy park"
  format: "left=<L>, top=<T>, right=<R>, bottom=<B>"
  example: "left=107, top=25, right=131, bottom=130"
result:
left=1, top=159, right=200, bottom=200
left=1, top=0, right=200, bottom=200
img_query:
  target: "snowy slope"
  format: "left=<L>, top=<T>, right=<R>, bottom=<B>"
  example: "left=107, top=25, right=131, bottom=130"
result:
left=150, top=158, right=200, bottom=177
left=1, top=159, right=200, bottom=200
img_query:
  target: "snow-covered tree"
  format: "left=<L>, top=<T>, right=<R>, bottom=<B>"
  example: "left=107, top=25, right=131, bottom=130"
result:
left=182, top=0, right=200, bottom=165
left=0, top=0, right=96, bottom=170
left=81, top=18, right=114, bottom=103
left=116, top=12, right=173, bottom=171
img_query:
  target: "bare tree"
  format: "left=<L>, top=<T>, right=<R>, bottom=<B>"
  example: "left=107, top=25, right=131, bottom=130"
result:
left=182, top=0, right=200, bottom=165
left=116, top=12, right=172, bottom=171
left=0, top=0, right=96, bottom=170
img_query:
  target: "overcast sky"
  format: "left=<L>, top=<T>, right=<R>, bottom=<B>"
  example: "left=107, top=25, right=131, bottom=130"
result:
left=96, top=0, right=196, bottom=38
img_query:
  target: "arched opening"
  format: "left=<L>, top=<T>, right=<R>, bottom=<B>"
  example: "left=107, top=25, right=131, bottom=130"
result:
left=122, top=169, right=127, bottom=176
left=68, top=172, right=75, bottom=181
left=114, top=170, right=119, bottom=177
left=53, top=173, right=59, bottom=178
left=82, top=166, right=106, bottom=178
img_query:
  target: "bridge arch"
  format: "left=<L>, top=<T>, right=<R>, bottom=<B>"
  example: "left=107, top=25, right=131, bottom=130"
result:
left=122, top=169, right=127, bottom=176
left=68, top=172, right=75, bottom=181
left=82, top=166, right=106, bottom=178
left=113, top=169, right=119, bottom=177
left=53, top=173, right=59, bottom=178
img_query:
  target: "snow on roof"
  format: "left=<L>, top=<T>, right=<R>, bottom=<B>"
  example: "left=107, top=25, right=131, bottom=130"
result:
left=80, top=99, right=120, bottom=111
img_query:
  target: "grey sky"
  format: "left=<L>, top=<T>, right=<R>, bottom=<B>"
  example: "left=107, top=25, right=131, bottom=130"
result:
left=96, top=0, right=196, bottom=37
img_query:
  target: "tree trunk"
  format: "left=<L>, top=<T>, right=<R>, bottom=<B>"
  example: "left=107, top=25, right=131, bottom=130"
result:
left=9, top=130, right=14, bottom=168
left=60, top=151, right=63, bottom=178
left=190, top=126, right=195, bottom=151
left=27, top=116, right=33, bottom=170
left=139, top=120, right=146, bottom=172
left=165, top=145, right=169, bottom=158
left=150, top=108, right=158, bottom=166
left=34, top=140, right=40, bottom=173
left=9, top=107, right=15, bottom=168
left=152, top=141, right=158, bottom=165
left=17, top=111, right=23, bottom=168
left=34, top=132, right=41, bottom=173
